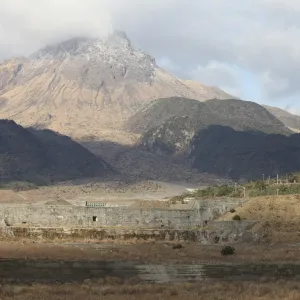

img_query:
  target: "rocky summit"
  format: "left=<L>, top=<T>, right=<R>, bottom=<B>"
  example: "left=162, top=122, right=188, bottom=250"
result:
left=0, top=31, right=231, bottom=141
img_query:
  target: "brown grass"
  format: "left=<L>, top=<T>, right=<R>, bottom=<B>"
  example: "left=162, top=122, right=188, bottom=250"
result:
left=0, top=241, right=299, bottom=264
left=0, top=280, right=299, bottom=300
left=219, top=194, right=300, bottom=243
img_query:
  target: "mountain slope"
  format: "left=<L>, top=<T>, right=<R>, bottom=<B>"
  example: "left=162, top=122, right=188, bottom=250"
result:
left=0, top=32, right=232, bottom=140
left=264, top=105, right=300, bottom=132
left=191, top=125, right=300, bottom=180
left=127, top=97, right=291, bottom=155
left=0, top=120, right=111, bottom=184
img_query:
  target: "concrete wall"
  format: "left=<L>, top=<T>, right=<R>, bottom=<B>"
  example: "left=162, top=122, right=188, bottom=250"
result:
left=4, top=224, right=259, bottom=244
left=193, top=198, right=247, bottom=224
left=0, top=198, right=247, bottom=229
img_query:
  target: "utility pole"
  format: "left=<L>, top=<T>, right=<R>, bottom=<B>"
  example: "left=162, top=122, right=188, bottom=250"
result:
left=263, top=174, right=265, bottom=182
left=277, top=174, right=279, bottom=185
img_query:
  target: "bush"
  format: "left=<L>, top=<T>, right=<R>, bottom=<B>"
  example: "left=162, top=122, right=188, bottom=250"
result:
left=230, top=209, right=236, bottom=213
left=195, top=186, right=215, bottom=198
left=288, top=173, right=300, bottom=183
left=254, top=181, right=267, bottom=190
left=216, top=185, right=235, bottom=197
left=195, top=185, right=241, bottom=198
left=169, top=195, right=185, bottom=204
left=221, top=246, right=235, bottom=256
left=172, top=244, right=183, bottom=250
left=232, top=215, right=241, bottom=221
left=213, top=236, right=220, bottom=244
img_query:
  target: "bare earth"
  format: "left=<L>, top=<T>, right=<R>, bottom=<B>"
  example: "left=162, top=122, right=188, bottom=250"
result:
left=0, top=242, right=299, bottom=264
left=0, top=180, right=198, bottom=205
left=0, top=280, right=300, bottom=300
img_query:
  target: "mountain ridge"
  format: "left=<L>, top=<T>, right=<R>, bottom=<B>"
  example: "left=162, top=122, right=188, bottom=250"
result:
left=191, top=125, right=300, bottom=180
left=0, top=119, right=112, bottom=184
left=126, top=97, right=291, bottom=156
left=0, top=32, right=232, bottom=141
left=264, top=105, right=300, bottom=132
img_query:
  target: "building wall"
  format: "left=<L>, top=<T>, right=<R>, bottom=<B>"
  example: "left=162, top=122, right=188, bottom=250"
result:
left=0, top=198, right=247, bottom=229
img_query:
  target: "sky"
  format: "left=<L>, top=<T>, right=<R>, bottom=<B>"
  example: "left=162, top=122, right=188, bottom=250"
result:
left=1, top=0, right=300, bottom=113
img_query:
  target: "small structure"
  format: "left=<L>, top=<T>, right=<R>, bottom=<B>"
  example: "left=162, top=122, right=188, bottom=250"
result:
left=86, top=201, right=108, bottom=208
left=85, top=201, right=126, bottom=208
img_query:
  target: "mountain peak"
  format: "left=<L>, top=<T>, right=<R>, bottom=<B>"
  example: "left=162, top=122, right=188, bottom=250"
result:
left=111, top=30, right=130, bottom=42
left=31, top=32, right=134, bottom=60
left=0, top=31, right=233, bottom=140
left=31, top=37, right=89, bottom=58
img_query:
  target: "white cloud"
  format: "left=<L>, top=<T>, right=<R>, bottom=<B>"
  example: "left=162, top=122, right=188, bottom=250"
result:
left=0, top=0, right=112, bottom=56
left=261, top=72, right=289, bottom=96
left=0, top=0, right=300, bottom=110
left=157, top=57, right=180, bottom=72
left=190, top=61, right=243, bottom=98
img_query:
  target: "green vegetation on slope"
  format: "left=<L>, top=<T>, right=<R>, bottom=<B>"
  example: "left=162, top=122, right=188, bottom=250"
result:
left=170, top=173, right=300, bottom=203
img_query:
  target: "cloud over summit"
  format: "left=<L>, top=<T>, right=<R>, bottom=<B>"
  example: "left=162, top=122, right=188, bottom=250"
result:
left=1, top=0, right=300, bottom=111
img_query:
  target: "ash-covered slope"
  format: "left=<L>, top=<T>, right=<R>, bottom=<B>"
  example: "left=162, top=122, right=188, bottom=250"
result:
left=0, top=31, right=231, bottom=140
left=127, top=97, right=291, bottom=155
left=0, top=120, right=112, bottom=184
left=264, top=105, right=300, bottom=132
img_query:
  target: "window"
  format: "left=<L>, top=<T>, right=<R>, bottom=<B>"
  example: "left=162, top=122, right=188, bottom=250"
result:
left=93, top=216, right=98, bottom=222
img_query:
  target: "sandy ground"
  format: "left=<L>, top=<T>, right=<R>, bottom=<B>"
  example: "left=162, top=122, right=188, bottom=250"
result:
left=0, top=180, right=197, bottom=205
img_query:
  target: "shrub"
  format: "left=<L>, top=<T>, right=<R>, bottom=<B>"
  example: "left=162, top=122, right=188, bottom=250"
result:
left=221, top=246, right=235, bottom=256
left=195, top=186, right=215, bottom=198
left=279, top=185, right=288, bottom=193
left=195, top=185, right=239, bottom=198
left=288, top=173, right=300, bottom=183
left=230, top=209, right=236, bottom=213
left=253, top=180, right=267, bottom=190
left=232, top=215, right=241, bottom=221
left=229, top=190, right=243, bottom=198
left=216, top=185, right=235, bottom=197
left=172, top=244, right=183, bottom=250
left=213, top=236, right=220, bottom=244
left=169, top=195, right=185, bottom=204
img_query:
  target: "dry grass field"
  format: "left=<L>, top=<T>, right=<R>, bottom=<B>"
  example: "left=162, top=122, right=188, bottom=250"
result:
left=0, top=280, right=300, bottom=300
left=220, top=194, right=300, bottom=243
left=0, top=241, right=299, bottom=264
